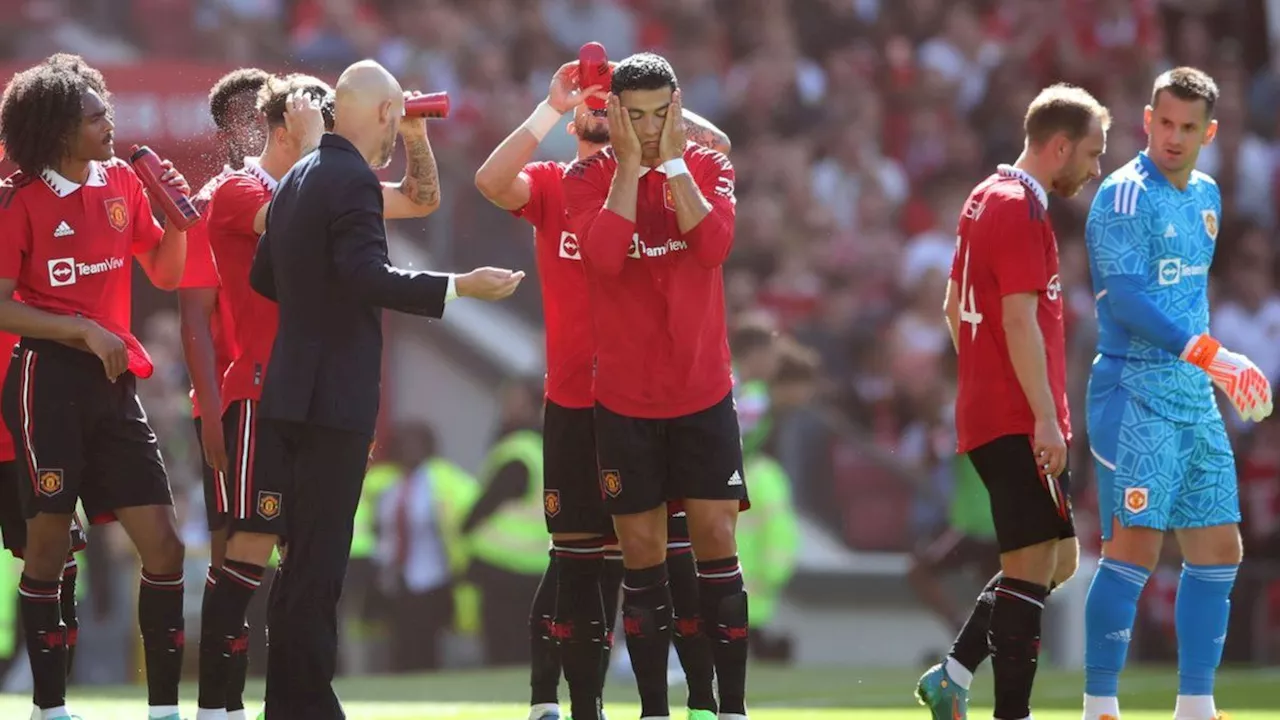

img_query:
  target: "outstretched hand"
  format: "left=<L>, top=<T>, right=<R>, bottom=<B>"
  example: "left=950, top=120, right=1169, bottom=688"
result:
left=456, top=267, right=525, bottom=301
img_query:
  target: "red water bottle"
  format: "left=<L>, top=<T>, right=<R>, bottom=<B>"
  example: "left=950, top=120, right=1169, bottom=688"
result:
left=578, top=42, right=611, bottom=110
left=128, top=145, right=200, bottom=231
left=404, top=92, right=450, bottom=119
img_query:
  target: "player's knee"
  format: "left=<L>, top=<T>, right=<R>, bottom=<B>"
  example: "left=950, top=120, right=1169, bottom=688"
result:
left=1052, top=541, right=1080, bottom=587
left=1180, top=525, right=1243, bottom=566
left=142, top=530, right=186, bottom=574
left=226, top=531, right=279, bottom=566
left=614, top=513, right=667, bottom=567
left=23, top=515, right=73, bottom=580
left=687, top=508, right=738, bottom=560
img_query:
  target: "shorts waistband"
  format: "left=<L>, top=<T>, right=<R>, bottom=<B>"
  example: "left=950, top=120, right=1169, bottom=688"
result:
left=18, top=337, right=127, bottom=374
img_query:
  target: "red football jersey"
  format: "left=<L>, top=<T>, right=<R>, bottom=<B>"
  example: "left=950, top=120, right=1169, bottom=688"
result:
left=0, top=160, right=164, bottom=377
left=181, top=168, right=240, bottom=419
left=0, top=328, right=17, bottom=462
left=951, top=166, right=1069, bottom=452
left=563, top=144, right=737, bottom=419
left=207, top=160, right=275, bottom=411
left=513, top=161, right=593, bottom=409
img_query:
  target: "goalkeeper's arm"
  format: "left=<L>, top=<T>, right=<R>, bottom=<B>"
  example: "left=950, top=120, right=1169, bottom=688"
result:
left=1097, top=273, right=1193, bottom=356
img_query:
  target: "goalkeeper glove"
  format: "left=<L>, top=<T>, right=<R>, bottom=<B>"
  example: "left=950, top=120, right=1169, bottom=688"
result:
left=1182, top=334, right=1274, bottom=422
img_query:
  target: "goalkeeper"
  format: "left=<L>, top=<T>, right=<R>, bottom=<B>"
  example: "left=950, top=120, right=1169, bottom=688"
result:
left=1081, top=66, right=1272, bottom=720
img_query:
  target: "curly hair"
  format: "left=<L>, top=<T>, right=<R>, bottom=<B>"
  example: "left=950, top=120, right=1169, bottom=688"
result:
left=0, top=62, right=96, bottom=176
left=257, top=73, right=335, bottom=130
left=209, top=68, right=270, bottom=132
left=611, top=52, right=679, bottom=95
left=42, top=53, right=110, bottom=100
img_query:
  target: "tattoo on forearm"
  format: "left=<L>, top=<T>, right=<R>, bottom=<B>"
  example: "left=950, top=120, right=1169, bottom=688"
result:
left=400, top=137, right=440, bottom=206
left=683, top=119, right=729, bottom=151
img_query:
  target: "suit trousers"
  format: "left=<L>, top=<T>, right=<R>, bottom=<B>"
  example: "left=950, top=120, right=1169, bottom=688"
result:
left=261, top=419, right=372, bottom=720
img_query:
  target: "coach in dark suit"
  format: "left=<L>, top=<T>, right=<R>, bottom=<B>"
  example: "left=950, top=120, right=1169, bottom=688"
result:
left=249, top=60, right=523, bottom=719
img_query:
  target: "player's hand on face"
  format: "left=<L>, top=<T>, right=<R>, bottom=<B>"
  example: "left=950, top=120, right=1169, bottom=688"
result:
left=157, top=160, right=190, bottom=196
left=658, top=89, right=686, bottom=164
left=201, top=415, right=229, bottom=474
left=399, top=91, right=429, bottom=138
left=548, top=61, right=607, bottom=114
left=608, top=94, right=641, bottom=168
left=81, top=321, right=128, bottom=382
left=284, top=89, right=324, bottom=150
left=455, top=267, right=526, bottom=301
left=1033, top=417, right=1067, bottom=478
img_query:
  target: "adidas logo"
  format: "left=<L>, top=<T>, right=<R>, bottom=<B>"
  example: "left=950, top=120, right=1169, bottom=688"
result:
left=53, top=221, right=74, bottom=238
left=727, top=470, right=743, bottom=486
left=1164, top=223, right=1177, bottom=238
left=1105, top=628, right=1132, bottom=642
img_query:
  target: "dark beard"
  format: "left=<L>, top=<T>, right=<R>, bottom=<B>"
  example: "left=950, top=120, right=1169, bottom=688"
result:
left=579, top=127, right=610, bottom=144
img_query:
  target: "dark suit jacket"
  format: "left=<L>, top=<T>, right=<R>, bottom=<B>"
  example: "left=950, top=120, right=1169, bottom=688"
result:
left=250, top=133, right=449, bottom=435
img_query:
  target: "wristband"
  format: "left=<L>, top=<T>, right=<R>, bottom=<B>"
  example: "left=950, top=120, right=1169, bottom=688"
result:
left=662, top=158, right=689, bottom=177
left=1181, top=333, right=1220, bottom=369
left=521, top=100, right=563, bottom=143
left=446, top=274, right=458, bottom=303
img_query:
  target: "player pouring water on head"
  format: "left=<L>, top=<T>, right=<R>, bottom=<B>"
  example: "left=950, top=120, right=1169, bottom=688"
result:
left=1079, top=66, right=1272, bottom=720
left=474, top=43, right=731, bottom=720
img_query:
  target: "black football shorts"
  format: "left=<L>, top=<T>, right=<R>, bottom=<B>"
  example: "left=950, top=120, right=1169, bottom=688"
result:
left=542, top=399, right=615, bottom=537
left=223, top=399, right=290, bottom=538
left=594, top=392, right=750, bottom=516
left=967, top=434, right=1076, bottom=553
left=2, top=340, right=173, bottom=524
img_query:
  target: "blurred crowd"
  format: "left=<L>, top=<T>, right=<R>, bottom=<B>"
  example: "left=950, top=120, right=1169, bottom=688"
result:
left=5, top=0, right=1280, bottom=663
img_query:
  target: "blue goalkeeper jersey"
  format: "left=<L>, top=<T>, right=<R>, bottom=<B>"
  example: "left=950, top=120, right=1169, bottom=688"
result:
left=1085, top=151, right=1220, bottom=424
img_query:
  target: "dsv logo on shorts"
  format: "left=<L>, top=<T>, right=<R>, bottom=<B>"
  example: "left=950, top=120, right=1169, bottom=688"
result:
left=47, top=256, right=126, bottom=287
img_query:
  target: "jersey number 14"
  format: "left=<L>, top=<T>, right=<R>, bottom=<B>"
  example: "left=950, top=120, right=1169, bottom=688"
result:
left=959, top=244, right=983, bottom=340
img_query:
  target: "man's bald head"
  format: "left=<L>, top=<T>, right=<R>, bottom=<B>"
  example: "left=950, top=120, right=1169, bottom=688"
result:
left=332, top=60, right=404, bottom=169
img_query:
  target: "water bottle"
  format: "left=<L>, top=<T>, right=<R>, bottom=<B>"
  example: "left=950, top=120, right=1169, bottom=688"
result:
left=128, top=145, right=200, bottom=231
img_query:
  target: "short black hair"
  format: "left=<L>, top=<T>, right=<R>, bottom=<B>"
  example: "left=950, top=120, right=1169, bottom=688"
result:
left=0, top=62, right=96, bottom=176
left=1151, top=67, right=1219, bottom=117
left=774, top=340, right=821, bottom=385
left=611, top=52, right=679, bottom=95
left=257, top=73, right=334, bottom=130
left=209, top=68, right=270, bottom=132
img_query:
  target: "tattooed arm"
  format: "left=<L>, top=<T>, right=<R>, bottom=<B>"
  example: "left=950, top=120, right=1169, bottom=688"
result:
left=382, top=129, right=441, bottom=219
left=683, top=109, right=732, bottom=155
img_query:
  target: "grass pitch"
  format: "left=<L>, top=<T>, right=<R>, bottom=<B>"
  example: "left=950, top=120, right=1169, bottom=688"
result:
left=2, top=664, right=1278, bottom=719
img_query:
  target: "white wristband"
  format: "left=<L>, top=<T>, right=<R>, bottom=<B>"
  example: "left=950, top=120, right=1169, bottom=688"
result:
left=522, top=100, right=563, bottom=143
left=662, top=158, right=689, bottom=177
left=445, top=274, right=458, bottom=303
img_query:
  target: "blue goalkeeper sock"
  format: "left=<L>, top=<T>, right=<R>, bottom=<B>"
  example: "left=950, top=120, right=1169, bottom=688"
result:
left=1084, top=557, right=1150, bottom=697
left=1176, top=563, right=1237, bottom=696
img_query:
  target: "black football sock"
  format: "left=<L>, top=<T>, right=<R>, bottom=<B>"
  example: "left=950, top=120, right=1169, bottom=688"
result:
left=622, top=563, right=673, bottom=718
left=698, top=555, right=749, bottom=716
left=20, top=574, right=66, bottom=709
left=198, top=561, right=263, bottom=710
left=59, top=555, right=78, bottom=679
left=198, top=566, right=222, bottom=710
left=989, top=576, right=1048, bottom=720
left=226, top=623, right=250, bottom=713
left=553, top=539, right=607, bottom=720
left=139, top=569, right=185, bottom=708
left=599, top=548, right=624, bottom=691
left=668, top=543, right=717, bottom=713
left=950, top=572, right=1000, bottom=673
left=529, top=549, right=560, bottom=707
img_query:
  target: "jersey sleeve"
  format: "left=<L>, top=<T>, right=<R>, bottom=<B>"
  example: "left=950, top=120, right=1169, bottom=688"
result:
left=0, top=185, right=30, bottom=280
left=178, top=219, right=220, bottom=289
left=128, top=168, right=166, bottom=256
left=512, top=161, right=557, bottom=227
left=209, top=175, right=268, bottom=239
left=1086, top=181, right=1193, bottom=356
left=684, top=150, right=736, bottom=268
left=984, top=195, right=1048, bottom=296
left=564, top=154, right=633, bottom=276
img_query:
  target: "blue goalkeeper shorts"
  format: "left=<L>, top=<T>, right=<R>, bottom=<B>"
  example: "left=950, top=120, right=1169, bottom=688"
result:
left=1087, top=386, right=1239, bottom=540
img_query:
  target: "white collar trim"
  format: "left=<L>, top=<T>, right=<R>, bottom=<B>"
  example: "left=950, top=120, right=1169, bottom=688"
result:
left=637, top=164, right=667, bottom=178
left=242, top=156, right=279, bottom=191
left=996, top=164, right=1049, bottom=209
left=41, top=161, right=107, bottom=198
